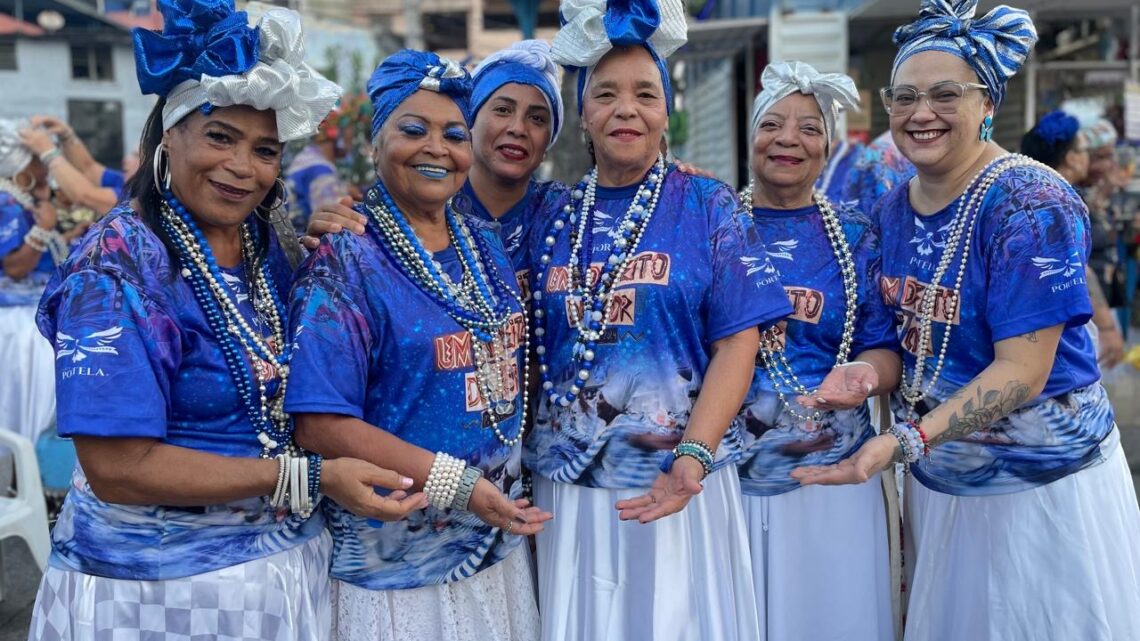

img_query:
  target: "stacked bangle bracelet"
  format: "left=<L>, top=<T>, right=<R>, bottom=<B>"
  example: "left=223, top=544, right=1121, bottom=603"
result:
left=887, top=420, right=930, bottom=473
left=659, top=438, right=716, bottom=480
left=268, top=452, right=322, bottom=518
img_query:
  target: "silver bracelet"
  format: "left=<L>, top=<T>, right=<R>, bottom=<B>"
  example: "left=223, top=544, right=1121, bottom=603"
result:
left=450, top=465, right=483, bottom=512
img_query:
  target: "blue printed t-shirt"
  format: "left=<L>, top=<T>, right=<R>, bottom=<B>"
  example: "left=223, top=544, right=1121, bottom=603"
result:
left=0, top=190, right=55, bottom=277
left=285, top=200, right=526, bottom=591
left=842, top=131, right=916, bottom=215
left=100, top=168, right=126, bottom=200
left=284, top=144, right=343, bottom=234
left=35, top=207, right=323, bottom=580
left=878, top=163, right=1115, bottom=496
left=815, top=140, right=861, bottom=205
left=524, top=167, right=792, bottom=489
left=737, top=202, right=897, bottom=496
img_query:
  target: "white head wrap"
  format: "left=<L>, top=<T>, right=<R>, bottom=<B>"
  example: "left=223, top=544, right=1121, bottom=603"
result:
left=550, top=0, right=687, bottom=69
left=0, top=119, right=32, bottom=179
left=750, top=61, right=860, bottom=155
left=160, top=8, right=341, bottom=141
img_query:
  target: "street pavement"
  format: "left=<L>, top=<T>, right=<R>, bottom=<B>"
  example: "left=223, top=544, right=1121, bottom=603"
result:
left=3, top=366, right=1139, bottom=641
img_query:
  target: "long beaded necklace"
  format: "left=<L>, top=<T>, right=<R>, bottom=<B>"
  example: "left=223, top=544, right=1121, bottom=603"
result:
left=362, top=183, right=529, bottom=447
left=898, top=153, right=1050, bottom=418
left=739, top=181, right=859, bottom=423
left=159, top=192, right=293, bottom=458
left=531, top=155, right=666, bottom=407
left=0, top=177, right=35, bottom=210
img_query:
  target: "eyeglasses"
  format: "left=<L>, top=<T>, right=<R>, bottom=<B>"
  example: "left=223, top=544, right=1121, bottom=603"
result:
left=880, top=81, right=989, bottom=117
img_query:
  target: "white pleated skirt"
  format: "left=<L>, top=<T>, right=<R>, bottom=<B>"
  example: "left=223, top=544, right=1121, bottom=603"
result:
left=743, top=474, right=895, bottom=641
left=533, top=469, right=760, bottom=641
left=28, top=531, right=332, bottom=641
left=330, top=546, right=539, bottom=641
left=903, top=441, right=1140, bottom=641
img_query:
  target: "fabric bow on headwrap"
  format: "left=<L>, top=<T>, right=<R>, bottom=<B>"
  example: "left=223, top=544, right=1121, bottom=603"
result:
left=750, top=61, right=860, bottom=155
left=550, top=0, right=687, bottom=114
left=472, top=40, right=565, bottom=146
left=1032, top=110, right=1080, bottom=147
left=892, top=0, right=1037, bottom=108
left=0, top=119, right=32, bottom=179
left=133, top=0, right=341, bottom=141
left=367, top=50, right=473, bottom=138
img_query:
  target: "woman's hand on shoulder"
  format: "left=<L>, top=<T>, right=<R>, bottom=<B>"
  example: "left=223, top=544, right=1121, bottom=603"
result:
left=300, top=196, right=366, bottom=251
left=320, top=457, right=427, bottom=521
left=672, top=159, right=716, bottom=180
left=467, top=477, right=552, bottom=536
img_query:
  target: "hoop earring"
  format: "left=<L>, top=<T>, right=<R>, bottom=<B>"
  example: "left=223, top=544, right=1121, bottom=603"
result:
left=153, top=144, right=171, bottom=191
left=978, top=114, right=994, bottom=142
left=14, top=172, right=36, bottom=193
left=255, top=177, right=289, bottom=222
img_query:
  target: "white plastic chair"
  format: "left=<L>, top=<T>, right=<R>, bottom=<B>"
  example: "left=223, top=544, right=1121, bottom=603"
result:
left=0, top=429, right=51, bottom=571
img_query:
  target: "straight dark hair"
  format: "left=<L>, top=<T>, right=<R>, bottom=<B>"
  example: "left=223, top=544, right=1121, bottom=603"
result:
left=125, top=99, right=273, bottom=269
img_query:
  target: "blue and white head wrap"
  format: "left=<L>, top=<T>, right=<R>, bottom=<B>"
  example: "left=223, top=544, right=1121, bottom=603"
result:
left=133, top=0, right=341, bottom=141
left=550, top=0, right=687, bottom=114
left=750, top=61, right=860, bottom=156
left=891, top=0, right=1037, bottom=108
left=367, top=50, right=473, bottom=138
left=472, top=40, right=564, bottom=146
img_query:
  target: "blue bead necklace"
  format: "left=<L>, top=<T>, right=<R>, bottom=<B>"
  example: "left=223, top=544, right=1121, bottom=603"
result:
left=159, top=192, right=294, bottom=458
left=530, top=156, right=666, bottom=408
left=361, top=182, right=530, bottom=447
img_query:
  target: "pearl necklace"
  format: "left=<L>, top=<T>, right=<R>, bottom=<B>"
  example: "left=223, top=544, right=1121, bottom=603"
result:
left=751, top=189, right=859, bottom=424
left=159, top=193, right=293, bottom=458
left=362, top=183, right=529, bottom=447
left=899, top=153, right=1050, bottom=418
left=532, top=156, right=666, bottom=408
left=0, top=177, right=34, bottom=210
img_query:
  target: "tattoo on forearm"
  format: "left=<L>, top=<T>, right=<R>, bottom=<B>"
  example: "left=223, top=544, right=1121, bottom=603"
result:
left=929, top=379, right=1033, bottom=448
left=1022, top=331, right=1038, bottom=343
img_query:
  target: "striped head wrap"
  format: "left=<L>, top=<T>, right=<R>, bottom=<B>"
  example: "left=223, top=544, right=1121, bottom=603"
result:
left=892, top=0, right=1037, bottom=108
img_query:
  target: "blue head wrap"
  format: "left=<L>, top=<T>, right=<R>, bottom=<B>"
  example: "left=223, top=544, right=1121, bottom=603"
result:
left=133, top=0, right=341, bottom=141
left=1032, top=110, right=1080, bottom=147
left=892, top=0, right=1037, bottom=108
left=471, top=41, right=564, bottom=146
left=367, top=50, right=473, bottom=138
left=550, top=0, right=687, bottom=115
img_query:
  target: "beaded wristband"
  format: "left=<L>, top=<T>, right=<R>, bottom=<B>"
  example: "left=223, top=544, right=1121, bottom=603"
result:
left=270, top=454, right=289, bottom=507
left=425, top=452, right=465, bottom=509
left=23, top=231, right=47, bottom=252
left=39, top=147, right=62, bottom=166
left=907, top=419, right=931, bottom=456
left=307, top=454, right=323, bottom=502
left=451, top=465, right=484, bottom=512
left=660, top=439, right=715, bottom=480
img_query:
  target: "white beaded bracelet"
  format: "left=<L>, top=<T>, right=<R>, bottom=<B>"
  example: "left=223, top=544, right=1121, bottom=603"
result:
left=425, top=452, right=466, bottom=509
left=271, top=454, right=289, bottom=507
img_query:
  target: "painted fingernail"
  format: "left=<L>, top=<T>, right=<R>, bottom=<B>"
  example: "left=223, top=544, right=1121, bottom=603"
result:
left=400, top=475, right=414, bottom=488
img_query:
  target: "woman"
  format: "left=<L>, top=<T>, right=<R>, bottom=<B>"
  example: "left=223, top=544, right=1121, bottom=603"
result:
left=27, top=3, right=422, bottom=639
left=0, top=119, right=70, bottom=288
left=526, top=1, right=791, bottom=638
left=1021, top=110, right=1125, bottom=368
left=793, top=1, right=1140, bottom=639
left=286, top=50, right=552, bottom=641
left=20, top=115, right=122, bottom=217
left=736, top=61, right=899, bottom=641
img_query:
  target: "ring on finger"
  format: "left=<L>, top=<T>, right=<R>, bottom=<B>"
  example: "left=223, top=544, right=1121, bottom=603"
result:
left=505, top=519, right=515, bottom=535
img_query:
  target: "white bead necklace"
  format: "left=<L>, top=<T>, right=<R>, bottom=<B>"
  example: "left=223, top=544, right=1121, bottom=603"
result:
left=0, top=177, right=34, bottom=210
left=899, top=153, right=1050, bottom=418
left=749, top=188, right=860, bottom=423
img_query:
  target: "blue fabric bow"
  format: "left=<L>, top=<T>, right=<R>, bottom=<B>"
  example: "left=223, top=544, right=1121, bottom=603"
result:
left=603, top=0, right=659, bottom=47
left=133, top=0, right=260, bottom=97
left=367, top=50, right=473, bottom=138
left=1033, top=110, right=1079, bottom=147
left=892, top=0, right=1037, bottom=108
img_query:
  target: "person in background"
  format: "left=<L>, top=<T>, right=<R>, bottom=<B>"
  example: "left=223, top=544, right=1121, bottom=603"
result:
left=842, top=129, right=917, bottom=215
left=1021, top=109, right=1125, bottom=369
left=284, top=110, right=351, bottom=234
left=20, top=115, right=123, bottom=216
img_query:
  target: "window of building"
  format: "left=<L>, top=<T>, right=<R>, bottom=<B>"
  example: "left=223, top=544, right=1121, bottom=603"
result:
left=68, top=100, right=124, bottom=169
left=70, top=45, right=114, bottom=81
left=0, top=42, right=16, bottom=71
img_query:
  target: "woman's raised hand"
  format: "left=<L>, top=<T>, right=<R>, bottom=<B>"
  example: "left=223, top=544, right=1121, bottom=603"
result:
left=467, top=478, right=553, bottom=536
left=320, top=457, right=427, bottom=521
left=615, top=455, right=704, bottom=523
left=300, top=196, right=366, bottom=250
left=797, top=361, right=878, bottom=410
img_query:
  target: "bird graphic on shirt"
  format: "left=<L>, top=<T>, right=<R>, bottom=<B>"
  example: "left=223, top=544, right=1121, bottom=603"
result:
left=55, top=326, right=124, bottom=362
